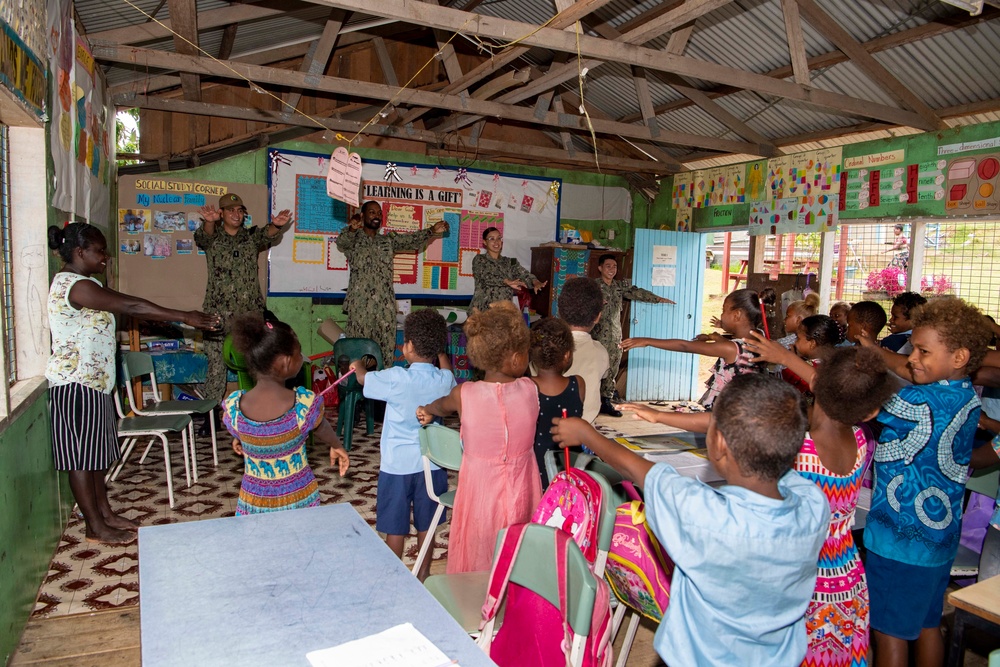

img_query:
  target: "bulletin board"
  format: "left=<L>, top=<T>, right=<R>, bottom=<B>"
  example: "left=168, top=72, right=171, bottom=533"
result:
left=267, top=148, right=562, bottom=298
left=116, top=176, right=270, bottom=311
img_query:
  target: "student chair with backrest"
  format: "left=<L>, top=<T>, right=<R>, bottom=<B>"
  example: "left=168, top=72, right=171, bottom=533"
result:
left=424, top=469, right=614, bottom=633
left=411, top=424, right=463, bottom=576
left=333, top=337, right=384, bottom=452
left=222, top=334, right=255, bottom=391
left=121, top=351, right=220, bottom=481
left=110, top=389, right=193, bottom=508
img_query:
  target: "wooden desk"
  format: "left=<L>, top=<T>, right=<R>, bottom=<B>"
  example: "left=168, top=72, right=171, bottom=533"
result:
left=139, top=504, right=495, bottom=667
left=947, top=575, right=1000, bottom=666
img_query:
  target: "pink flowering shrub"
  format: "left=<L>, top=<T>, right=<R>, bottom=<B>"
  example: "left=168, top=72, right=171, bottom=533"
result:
left=865, top=266, right=906, bottom=298
left=920, top=274, right=954, bottom=295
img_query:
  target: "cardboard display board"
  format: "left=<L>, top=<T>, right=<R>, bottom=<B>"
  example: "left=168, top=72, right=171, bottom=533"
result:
left=116, top=176, right=270, bottom=311
left=267, top=148, right=561, bottom=298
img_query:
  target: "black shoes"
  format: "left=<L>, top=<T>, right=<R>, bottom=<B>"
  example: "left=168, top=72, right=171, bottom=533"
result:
left=600, top=398, right=622, bottom=418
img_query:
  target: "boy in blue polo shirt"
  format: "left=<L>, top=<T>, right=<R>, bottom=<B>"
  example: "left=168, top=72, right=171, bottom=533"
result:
left=351, top=309, right=455, bottom=580
left=860, top=297, right=992, bottom=667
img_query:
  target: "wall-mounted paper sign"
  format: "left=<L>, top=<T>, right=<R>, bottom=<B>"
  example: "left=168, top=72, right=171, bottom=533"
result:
left=326, top=146, right=362, bottom=207
left=652, top=245, right=677, bottom=265
left=652, top=267, right=676, bottom=287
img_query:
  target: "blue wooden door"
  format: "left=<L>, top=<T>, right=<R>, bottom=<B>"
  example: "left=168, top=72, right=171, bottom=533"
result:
left=625, top=229, right=706, bottom=401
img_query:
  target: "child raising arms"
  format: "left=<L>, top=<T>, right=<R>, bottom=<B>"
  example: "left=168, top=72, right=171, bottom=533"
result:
left=552, top=375, right=828, bottom=667
left=798, top=347, right=896, bottom=667
left=417, top=301, right=542, bottom=573
left=223, top=315, right=349, bottom=515
left=529, top=317, right=585, bottom=487
left=858, top=297, right=991, bottom=667
left=618, top=287, right=766, bottom=432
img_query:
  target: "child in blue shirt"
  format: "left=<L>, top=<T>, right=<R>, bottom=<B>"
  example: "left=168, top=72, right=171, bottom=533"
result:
left=880, top=291, right=927, bottom=354
left=859, top=296, right=992, bottom=667
left=552, top=374, right=828, bottom=667
left=350, top=309, right=456, bottom=580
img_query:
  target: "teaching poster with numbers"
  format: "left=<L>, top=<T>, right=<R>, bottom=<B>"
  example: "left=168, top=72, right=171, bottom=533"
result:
left=267, top=148, right=561, bottom=298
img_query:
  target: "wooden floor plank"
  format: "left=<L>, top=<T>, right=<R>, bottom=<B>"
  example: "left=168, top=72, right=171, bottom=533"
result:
left=10, top=609, right=140, bottom=666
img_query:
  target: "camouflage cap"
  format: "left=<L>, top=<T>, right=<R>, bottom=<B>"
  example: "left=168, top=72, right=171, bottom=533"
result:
left=219, top=193, right=245, bottom=209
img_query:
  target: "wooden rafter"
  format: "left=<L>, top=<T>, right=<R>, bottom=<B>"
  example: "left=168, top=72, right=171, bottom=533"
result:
left=284, top=10, right=348, bottom=111
left=94, top=43, right=768, bottom=155
left=617, top=7, right=999, bottom=124
left=115, top=93, right=678, bottom=174
left=166, top=0, right=201, bottom=101
left=85, top=2, right=286, bottom=44
left=794, top=0, right=945, bottom=130
left=779, top=0, right=809, bottom=85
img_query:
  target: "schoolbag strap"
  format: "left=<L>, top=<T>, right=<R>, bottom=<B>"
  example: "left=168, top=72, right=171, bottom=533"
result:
left=480, top=523, right=529, bottom=628
left=555, top=530, right=574, bottom=667
left=621, top=480, right=641, bottom=502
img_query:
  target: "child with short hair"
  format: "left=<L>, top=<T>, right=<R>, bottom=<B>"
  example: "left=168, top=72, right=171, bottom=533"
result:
left=350, top=309, right=456, bottom=579
left=223, top=314, right=349, bottom=515
left=551, top=374, right=829, bottom=666
left=778, top=292, right=820, bottom=348
left=798, top=347, right=896, bottom=667
left=746, top=314, right=842, bottom=400
left=845, top=300, right=888, bottom=345
left=619, top=288, right=767, bottom=432
left=417, top=301, right=542, bottom=573
left=529, top=317, right=585, bottom=487
left=858, top=297, right=992, bottom=667
left=557, top=277, right=610, bottom=421
left=880, top=291, right=927, bottom=354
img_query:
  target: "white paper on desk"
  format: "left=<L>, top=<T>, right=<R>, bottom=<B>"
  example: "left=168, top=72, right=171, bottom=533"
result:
left=306, top=622, right=460, bottom=667
left=644, top=450, right=724, bottom=484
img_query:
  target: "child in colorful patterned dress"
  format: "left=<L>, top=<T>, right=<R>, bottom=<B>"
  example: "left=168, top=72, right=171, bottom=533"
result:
left=858, top=297, right=992, bottom=667
left=223, top=314, right=349, bottom=515
left=797, top=347, right=896, bottom=667
left=618, top=288, right=766, bottom=433
left=745, top=314, right=843, bottom=403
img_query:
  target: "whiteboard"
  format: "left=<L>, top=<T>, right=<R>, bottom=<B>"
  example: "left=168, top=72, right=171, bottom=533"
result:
left=267, top=148, right=561, bottom=298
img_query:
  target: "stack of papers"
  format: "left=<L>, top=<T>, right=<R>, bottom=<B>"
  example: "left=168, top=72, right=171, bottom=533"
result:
left=306, top=623, right=460, bottom=667
left=644, top=449, right=724, bottom=484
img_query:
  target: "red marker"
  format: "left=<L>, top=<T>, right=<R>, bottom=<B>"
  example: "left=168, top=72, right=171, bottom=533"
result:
left=562, top=409, right=570, bottom=472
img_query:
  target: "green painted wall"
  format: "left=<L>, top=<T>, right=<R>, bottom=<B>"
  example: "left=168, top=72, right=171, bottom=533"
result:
left=0, top=392, right=66, bottom=665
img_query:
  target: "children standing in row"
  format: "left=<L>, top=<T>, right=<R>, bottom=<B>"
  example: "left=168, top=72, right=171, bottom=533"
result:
left=881, top=292, right=927, bottom=354
left=552, top=374, right=829, bottom=666
left=859, top=297, right=991, bottom=667
left=416, top=301, right=542, bottom=573
left=557, top=277, right=609, bottom=423
left=528, top=317, right=585, bottom=487
left=222, top=314, right=350, bottom=515
left=350, top=309, right=456, bottom=580
left=618, top=288, right=766, bottom=432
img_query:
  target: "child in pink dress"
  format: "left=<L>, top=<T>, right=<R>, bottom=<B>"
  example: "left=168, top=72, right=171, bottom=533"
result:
left=417, top=301, right=542, bottom=573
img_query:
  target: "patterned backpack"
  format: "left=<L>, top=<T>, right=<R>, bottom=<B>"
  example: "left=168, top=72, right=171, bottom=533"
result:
left=532, top=450, right=604, bottom=565
left=478, top=523, right=613, bottom=667
left=604, top=481, right=674, bottom=622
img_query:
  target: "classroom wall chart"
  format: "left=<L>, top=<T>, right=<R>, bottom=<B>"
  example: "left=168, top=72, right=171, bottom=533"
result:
left=267, top=148, right=561, bottom=298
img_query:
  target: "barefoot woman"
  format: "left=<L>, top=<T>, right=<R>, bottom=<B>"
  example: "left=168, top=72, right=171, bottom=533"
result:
left=46, top=223, right=220, bottom=544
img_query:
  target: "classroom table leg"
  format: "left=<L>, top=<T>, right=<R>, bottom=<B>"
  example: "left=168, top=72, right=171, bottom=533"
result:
left=948, top=608, right=968, bottom=667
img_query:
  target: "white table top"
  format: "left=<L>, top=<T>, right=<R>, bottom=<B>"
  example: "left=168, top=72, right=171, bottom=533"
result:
left=139, top=503, right=495, bottom=666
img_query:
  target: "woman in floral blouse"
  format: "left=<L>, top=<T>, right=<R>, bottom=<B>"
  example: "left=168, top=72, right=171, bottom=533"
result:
left=469, top=227, right=547, bottom=312
left=46, top=223, right=219, bottom=544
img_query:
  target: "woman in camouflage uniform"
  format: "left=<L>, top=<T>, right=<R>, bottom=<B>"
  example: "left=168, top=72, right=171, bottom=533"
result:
left=469, top=227, right=547, bottom=313
left=336, top=201, right=447, bottom=365
left=592, top=253, right=673, bottom=416
left=196, top=193, right=292, bottom=406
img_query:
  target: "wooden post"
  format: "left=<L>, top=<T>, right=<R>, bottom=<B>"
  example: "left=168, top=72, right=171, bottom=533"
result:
left=721, top=232, right=732, bottom=294
left=835, top=225, right=849, bottom=300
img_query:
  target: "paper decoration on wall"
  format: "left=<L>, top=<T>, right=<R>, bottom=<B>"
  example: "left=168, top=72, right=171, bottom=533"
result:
left=300, top=175, right=349, bottom=233
left=455, top=168, right=473, bottom=188
left=326, top=237, right=348, bottom=271
left=945, top=154, right=999, bottom=212
left=325, top=146, right=362, bottom=207
left=144, top=234, right=172, bottom=258
left=903, top=160, right=946, bottom=205
left=119, top=209, right=150, bottom=234
left=410, top=165, right=419, bottom=176
left=293, top=236, right=325, bottom=264
left=384, top=162, right=401, bottom=183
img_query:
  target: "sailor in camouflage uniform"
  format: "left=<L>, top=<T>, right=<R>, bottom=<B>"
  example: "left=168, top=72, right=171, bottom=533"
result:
left=195, top=193, right=292, bottom=404
left=336, top=201, right=447, bottom=365
left=591, top=253, right=674, bottom=416
left=469, top=227, right=547, bottom=312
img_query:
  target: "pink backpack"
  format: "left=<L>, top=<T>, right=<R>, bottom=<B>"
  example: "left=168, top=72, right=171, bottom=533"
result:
left=532, top=455, right=603, bottom=565
left=479, top=523, right=613, bottom=667
left=604, top=482, right=674, bottom=622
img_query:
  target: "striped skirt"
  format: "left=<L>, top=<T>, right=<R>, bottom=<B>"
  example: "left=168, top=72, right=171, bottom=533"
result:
left=49, top=383, right=119, bottom=471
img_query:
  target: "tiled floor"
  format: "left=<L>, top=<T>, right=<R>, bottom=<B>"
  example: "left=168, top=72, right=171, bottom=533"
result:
left=32, top=409, right=449, bottom=619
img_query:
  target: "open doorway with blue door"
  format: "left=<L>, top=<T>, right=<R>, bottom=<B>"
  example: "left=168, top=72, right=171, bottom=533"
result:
left=625, top=229, right=706, bottom=401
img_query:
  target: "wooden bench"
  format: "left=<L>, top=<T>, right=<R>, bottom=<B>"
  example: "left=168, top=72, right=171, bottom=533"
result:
left=729, top=259, right=748, bottom=289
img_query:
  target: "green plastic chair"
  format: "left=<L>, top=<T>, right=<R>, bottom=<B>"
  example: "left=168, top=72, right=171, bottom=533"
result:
left=425, top=523, right=600, bottom=665
left=222, top=334, right=255, bottom=391
left=121, top=351, right=220, bottom=480
left=412, top=424, right=463, bottom=576
left=333, top=337, right=384, bottom=452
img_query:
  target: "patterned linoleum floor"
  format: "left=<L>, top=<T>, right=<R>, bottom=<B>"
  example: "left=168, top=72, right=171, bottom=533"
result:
left=31, top=410, right=454, bottom=619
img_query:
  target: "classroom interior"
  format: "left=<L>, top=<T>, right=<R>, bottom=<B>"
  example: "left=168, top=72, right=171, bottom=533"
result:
left=3, top=0, right=1000, bottom=664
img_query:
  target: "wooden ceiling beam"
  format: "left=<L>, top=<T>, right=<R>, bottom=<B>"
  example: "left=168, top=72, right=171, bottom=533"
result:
left=95, top=43, right=764, bottom=154
left=794, top=0, right=945, bottom=130
left=166, top=0, right=201, bottom=101
left=284, top=10, right=348, bottom=111
left=218, top=24, right=238, bottom=60
left=85, top=2, right=287, bottom=44
left=301, top=0, right=934, bottom=130
left=116, top=93, right=677, bottom=173
left=779, top=0, right=809, bottom=85
left=621, top=0, right=733, bottom=45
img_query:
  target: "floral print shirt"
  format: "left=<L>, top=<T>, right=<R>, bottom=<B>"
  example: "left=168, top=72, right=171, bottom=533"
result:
left=46, top=273, right=116, bottom=393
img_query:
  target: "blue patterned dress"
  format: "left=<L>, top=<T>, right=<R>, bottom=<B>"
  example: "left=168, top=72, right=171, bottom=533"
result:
left=223, top=387, right=325, bottom=515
